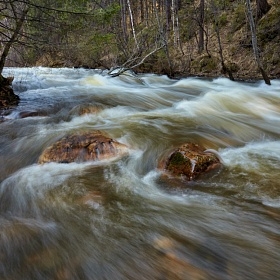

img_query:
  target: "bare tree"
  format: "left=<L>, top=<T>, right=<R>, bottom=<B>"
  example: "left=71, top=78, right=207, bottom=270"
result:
left=120, top=0, right=128, bottom=42
left=153, top=0, right=174, bottom=76
left=198, top=0, right=205, bottom=53
left=126, top=0, right=139, bottom=49
left=210, top=0, right=234, bottom=80
left=171, top=0, right=181, bottom=49
left=165, top=0, right=172, bottom=31
left=245, top=0, right=270, bottom=85
left=0, top=1, right=29, bottom=82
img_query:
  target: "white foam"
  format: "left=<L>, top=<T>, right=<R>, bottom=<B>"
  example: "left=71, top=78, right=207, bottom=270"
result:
left=221, top=140, right=280, bottom=169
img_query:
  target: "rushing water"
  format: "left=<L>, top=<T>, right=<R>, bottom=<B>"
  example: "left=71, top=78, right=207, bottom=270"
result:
left=1, top=67, right=280, bottom=280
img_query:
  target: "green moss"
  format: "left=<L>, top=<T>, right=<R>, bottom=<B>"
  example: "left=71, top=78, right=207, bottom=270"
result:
left=169, top=152, right=187, bottom=166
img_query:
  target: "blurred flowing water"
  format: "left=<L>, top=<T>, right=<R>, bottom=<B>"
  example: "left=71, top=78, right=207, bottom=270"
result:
left=1, top=67, right=280, bottom=279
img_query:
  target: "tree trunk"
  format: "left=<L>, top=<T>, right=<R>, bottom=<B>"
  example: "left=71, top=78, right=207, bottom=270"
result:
left=126, top=0, right=139, bottom=49
left=154, top=0, right=174, bottom=76
left=120, top=0, right=128, bottom=42
left=215, top=24, right=234, bottom=81
left=256, top=0, right=271, bottom=20
left=198, top=0, right=205, bottom=53
left=165, top=0, right=172, bottom=31
left=210, top=0, right=234, bottom=80
left=245, top=0, right=270, bottom=85
left=171, top=0, right=177, bottom=46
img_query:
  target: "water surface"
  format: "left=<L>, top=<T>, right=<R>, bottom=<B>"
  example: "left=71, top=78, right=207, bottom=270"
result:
left=1, top=67, right=280, bottom=279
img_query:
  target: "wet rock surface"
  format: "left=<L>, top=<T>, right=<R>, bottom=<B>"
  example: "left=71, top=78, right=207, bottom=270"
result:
left=0, top=77, right=19, bottom=110
left=1, top=110, right=48, bottom=121
left=18, top=111, right=42, bottom=118
left=164, top=143, right=221, bottom=180
left=71, top=104, right=105, bottom=116
left=38, top=131, right=128, bottom=164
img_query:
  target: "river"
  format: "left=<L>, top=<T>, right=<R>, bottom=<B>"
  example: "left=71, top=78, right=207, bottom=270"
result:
left=1, top=67, right=280, bottom=279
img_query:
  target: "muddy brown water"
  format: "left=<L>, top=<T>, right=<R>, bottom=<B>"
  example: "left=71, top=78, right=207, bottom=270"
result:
left=1, top=67, right=280, bottom=279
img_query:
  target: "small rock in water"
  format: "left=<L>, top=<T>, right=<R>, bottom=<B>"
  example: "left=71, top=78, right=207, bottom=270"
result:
left=164, top=143, right=221, bottom=180
left=38, top=131, right=128, bottom=164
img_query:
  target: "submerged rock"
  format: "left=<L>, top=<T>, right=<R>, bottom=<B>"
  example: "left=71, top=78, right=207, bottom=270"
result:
left=153, top=235, right=227, bottom=279
left=164, top=143, right=221, bottom=180
left=38, top=131, right=128, bottom=164
left=18, top=111, right=42, bottom=118
left=69, top=104, right=105, bottom=116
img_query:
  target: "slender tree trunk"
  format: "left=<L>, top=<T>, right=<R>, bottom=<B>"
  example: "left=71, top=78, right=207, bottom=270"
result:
left=171, top=0, right=180, bottom=48
left=171, top=0, right=176, bottom=45
left=171, top=0, right=178, bottom=47
left=154, top=0, right=173, bottom=76
left=215, top=24, right=234, bottom=81
left=245, top=0, right=270, bottom=85
left=140, top=0, right=144, bottom=22
left=145, top=0, right=149, bottom=26
left=126, top=0, right=138, bottom=49
left=120, top=0, right=128, bottom=42
left=198, top=0, right=205, bottom=53
left=165, top=0, right=171, bottom=31
left=175, top=0, right=184, bottom=54
left=210, top=0, right=234, bottom=80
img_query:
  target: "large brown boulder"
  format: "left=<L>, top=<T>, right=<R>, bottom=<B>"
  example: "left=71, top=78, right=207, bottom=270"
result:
left=38, top=131, right=128, bottom=164
left=0, top=76, right=19, bottom=110
left=164, top=143, right=221, bottom=180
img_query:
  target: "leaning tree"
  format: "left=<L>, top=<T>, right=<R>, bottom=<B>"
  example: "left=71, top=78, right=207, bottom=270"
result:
left=0, top=0, right=29, bottom=84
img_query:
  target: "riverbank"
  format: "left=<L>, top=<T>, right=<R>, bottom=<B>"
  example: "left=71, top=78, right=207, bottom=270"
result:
left=30, top=42, right=280, bottom=82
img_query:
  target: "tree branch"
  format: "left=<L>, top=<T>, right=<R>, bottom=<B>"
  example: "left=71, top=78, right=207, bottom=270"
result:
left=108, top=44, right=164, bottom=77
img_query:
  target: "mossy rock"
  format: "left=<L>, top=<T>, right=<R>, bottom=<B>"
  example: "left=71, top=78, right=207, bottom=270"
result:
left=164, top=143, right=221, bottom=181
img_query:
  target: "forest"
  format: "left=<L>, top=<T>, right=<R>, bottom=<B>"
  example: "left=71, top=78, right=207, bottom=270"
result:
left=0, top=0, right=279, bottom=84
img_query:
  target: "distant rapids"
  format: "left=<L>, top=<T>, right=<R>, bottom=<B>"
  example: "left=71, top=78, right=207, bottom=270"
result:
left=1, top=67, right=280, bottom=280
